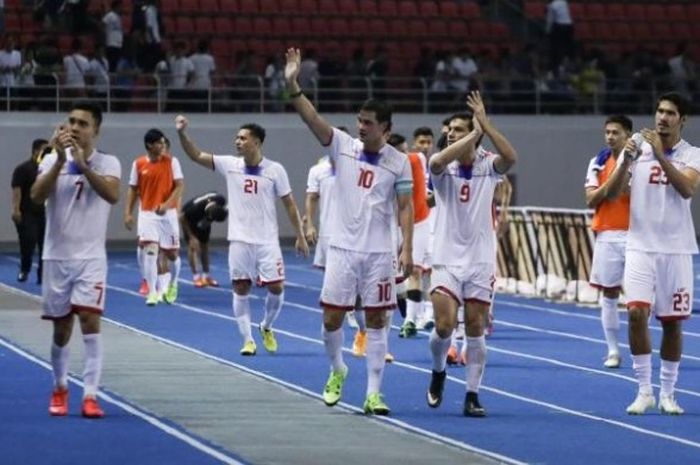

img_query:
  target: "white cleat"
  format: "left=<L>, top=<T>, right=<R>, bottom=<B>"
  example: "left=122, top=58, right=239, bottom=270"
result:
left=603, top=353, right=621, bottom=369
left=626, top=392, right=656, bottom=415
left=659, top=395, right=684, bottom=415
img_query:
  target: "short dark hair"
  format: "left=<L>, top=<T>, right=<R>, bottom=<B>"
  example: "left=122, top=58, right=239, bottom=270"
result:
left=32, top=138, right=49, bottom=153
left=449, top=112, right=474, bottom=130
left=441, top=117, right=451, bottom=127
left=71, top=101, right=103, bottom=128
left=387, top=133, right=406, bottom=148
left=656, top=92, right=690, bottom=118
left=360, top=99, right=393, bottom=130
left=240, top=123, right=266, bottom=143
left=205, top=202, right=228, bottom=222
left=413, top=126, right=434, bottom=139
left=144, top=128, right=165, bottom=147
left=604, top=115, right=633, bottom=133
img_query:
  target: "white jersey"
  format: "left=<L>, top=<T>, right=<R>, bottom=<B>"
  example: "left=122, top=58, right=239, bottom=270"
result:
left=325, top=128, right=413, bottom=253
left=432, top=147, right=502, bottom=266
left=39, top=148, right=121, bottom=260
left=213, top=155, right=291, bottom=245
left=627, top=138, right=700, bottom=254
left=306, top=157, right=335, bottom=239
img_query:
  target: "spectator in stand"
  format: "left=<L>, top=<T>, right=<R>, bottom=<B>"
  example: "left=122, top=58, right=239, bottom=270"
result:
left=668, top=43, right=696, bottom=102
left=366, top=46, right=388, bottom=101
left=546, top=0, right=574, bottom=70
left=102, top=0, right=124, bottom=72
left=88, top=45, right=110, bottom=107
left=0, top=0, right=5, bottom=35
left=264, top=54, right=285, bottom=111
left=34, top=36, right=61, bottom=110
left=189, top=39, right=216, bottom=112
left=113, top=36, right=139, bottom=111
left=158, top=41, right=194, bottom=112
left=451, top=47, right=480, bottom=95
left=298, top=49, right=319, bottom=93
left=347, top=48, right=367, bottom=97
left=0, top=34, right=22, bottom=92
left=62, top=37, right=90, bottom=99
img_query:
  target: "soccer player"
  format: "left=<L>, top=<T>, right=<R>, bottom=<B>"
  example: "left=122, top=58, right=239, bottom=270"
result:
left=31, top=102, right=121, bottom=418
left=285, top=47, right=414, bottom=415
left=426, top=91, right=518, bottom=417
left=180, top=192, right=228, bottom=287
left=175, top=115, right=308, bottom=356
left=124, top=128, right=184, bottom=306
left=607, top=92, right=700, bottom=415
left=584, top=115, right=633, bottom=369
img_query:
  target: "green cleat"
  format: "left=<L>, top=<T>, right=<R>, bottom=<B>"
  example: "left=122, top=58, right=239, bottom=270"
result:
left=322, top=367, right=348, bottom=406
left=259, top=327, right=278, bottom=353
left=146, top=293, right=159, bottom=306
left=240, top=340, right=257, bottom=356
left=163, top=283, right=178, bottom=304
left=399, top=321, right=417, bottom=338
left=363, top=393, right=390, bottom=416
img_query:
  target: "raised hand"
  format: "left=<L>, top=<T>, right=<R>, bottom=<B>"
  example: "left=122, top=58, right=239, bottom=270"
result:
left=51, top=123, right=69, bottom=164
left=175, top=114, right=189, bottom=132
left=284, top=48, right=301, bottom=85
left=466, top=90, right=487, bottom=125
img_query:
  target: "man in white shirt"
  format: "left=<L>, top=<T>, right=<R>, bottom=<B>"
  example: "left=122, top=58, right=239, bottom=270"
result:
left=175, top=116, right=308, bottom=356
left=63, top=38, right=90, bottom=95
left=189, top=39, right=216, bottom=112
left=31, top=102, right=121, bottom=419
left=607, top=92, right=700, bottom=415
left=285, top=48, right=414, bottom=416
left=0, top=34, right=21, bottom=88
left=426, top=91, right=517, bottom=417
left=102, top=0, right=123, bottom=72
left=546, top=0, right=573, bottom=69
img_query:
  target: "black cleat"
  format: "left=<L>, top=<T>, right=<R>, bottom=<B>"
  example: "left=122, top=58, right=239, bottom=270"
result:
left=463, top=391, right=486, bottom=417
left=17, top=272, right=28, bottom=282
left=426, top=370, right=447, bottom=408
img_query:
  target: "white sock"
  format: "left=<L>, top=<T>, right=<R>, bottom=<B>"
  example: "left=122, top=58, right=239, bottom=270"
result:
left=423, top=301, right=434, bottom=322
left=366, top=327, right=387, bottom=396
left=429, top=329, right=452, bottom=372
left=82, top=334, right=103, bottom=398
left=632, top=353, right=653, bottom=395
left=322, top=326, right=346, bottom=373
left=137, top=246, right=145, bottom=280
left=157, top=273, right=170, bottom=296
left=144, top=251, right=158, bottom=295
left=261, top=291, right=284, bottom=329
left=466, top=336, right=487, bottom=393
left=232, top=294, right=253, bottom=343
left=405, top=299, right=420, bottom=324
left=169, top=256, right=181, bottom=285
left=660, top=359, right=680, bottom=398
left=51, top=342, right=70, bottom=389
left=354, top=309, right=367, bottom=332
left=600, top=297, right=620, bottom=354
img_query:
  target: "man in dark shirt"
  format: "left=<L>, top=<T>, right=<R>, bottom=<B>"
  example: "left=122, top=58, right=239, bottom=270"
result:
left=179, top=192, right=227, bottom=287
left=11, top=139, right=49, bottom=283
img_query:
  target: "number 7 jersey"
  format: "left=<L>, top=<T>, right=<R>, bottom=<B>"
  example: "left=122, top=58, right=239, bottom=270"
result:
left=627, top=139, right=700, bottom=254
left=38, top=148, right=122, bottom=260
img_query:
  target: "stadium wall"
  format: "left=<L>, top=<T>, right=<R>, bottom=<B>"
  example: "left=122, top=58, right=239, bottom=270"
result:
left=2, top=112, right=698, bottom=244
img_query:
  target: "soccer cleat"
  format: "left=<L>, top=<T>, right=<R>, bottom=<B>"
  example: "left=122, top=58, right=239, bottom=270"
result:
left=145, top=293, right=159, bottom=306
left=384, top=352, right=395, bottom=363
left=193, top=276, right=206, bottom=288
left=626, top=392, right=656, bottom=415
left=604, top=352, right=621, bottom=369
left=399, top=321, right=417, bottom=338
left=352, top=330, right=367, bottom=357
left=240, top=340, right=257, bottom=356
left=260, top=327, right=278, bottom=353
left=464, top=391, right=486, bottom=417
left=426, top=370, right=447, bottom=408
left=81, top=397, right=104, bottom=418
left=363, top=393, right=390, bottom=415
left=138, top=279, right=149, bottom=295
left=659, top=395, right=684, bottom=415
left=163, top=283, right=178, bottom=304
left=205, top=276, right=219, bottom=287
left=49, top=388, right=68, bottom=416
left=322, top=367, right=348, bottom=406
left=423, top=319, right=435, bottom=331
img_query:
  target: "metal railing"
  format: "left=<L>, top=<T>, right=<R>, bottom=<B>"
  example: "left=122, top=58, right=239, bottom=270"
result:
left=0, top=72, right=692, bottom=114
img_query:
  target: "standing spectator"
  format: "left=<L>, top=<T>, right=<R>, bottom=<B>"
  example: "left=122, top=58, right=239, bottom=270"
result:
left=668, top=43, right=696, bottom=102
left=451, top=47, right=479, bottom=95
left=0, top=34, right=22, bottom=89
left=0, top=0, right=5, bottom=35
left=143, top=0, right=161, bottom=46
left=158, top=41, right=194, bottom=112
left=113, top=36, right=139, bottom=111
left=62, top=37, right=89, bottom=98
left=189, top=39, right=216, bottom=111
left=346, top=48, right=367, bottom=94
left=33, top=36, right=61, bottom=110
left=11, top=138, right=49, bottom=283
left=298, top=49, right=319, bottom=93
left=102, top=0, right=124, bottom=72
left=546, top=0, right=574, bottom=70
left=31, top=102, right=121, bottom=419
left=366, top=46, right=388, bottom=101
left=263, top=54, right=285, bottom=111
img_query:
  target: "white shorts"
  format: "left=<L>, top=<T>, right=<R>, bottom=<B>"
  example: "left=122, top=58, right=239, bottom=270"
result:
left=313, top=235, right=330, bottom=269
left=412, top=219, right=432, bottom=270
left=228, top=241, right=284, bottom=285
left=138, top=211, right=180, bottom=250
left=321, top=246, right=395, bottom=310
left=624, top=250, right=693, bottom=321
left=430, top=262, right=495, bottom=305
left=41, top=259, right=107, bottom=319
left=590, top=240, right=626, bottom=289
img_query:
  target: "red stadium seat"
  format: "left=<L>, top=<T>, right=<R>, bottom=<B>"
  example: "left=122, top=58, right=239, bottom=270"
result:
left=459, top=1, right=480, bottom=19
left=253, top=17, right=272, bottom=35
left=176, top=16, right=195, bottom=34
left=318, top=0, right=337, bottom=14
left=567, top=2, right=583, bottom=20
left=625, top=4, right=645, bottom=21
left=349, top=18, right=369, bottom=36
left=438, top=1, right=457, bottom=17
left=329, top=18, right=350, bottom=36
left=524, top=1, right=546, bottom=20
left=214, top=17, right=233, bottom=35
left=418, top=1, right=438, bottom=18
left=448, top=20, right=470, bottom=38
left=276, top=0, right=297, bottom=13
left=195, top=16, right=214, bottom=33
left=298, top=0, right=317, bottom=13
left=688, top=5, right=700, bottom=22
left=357, top=0, right=377, bottom=15
left=377, top=0, right=397, bottom=17
left=367, top=18, right=386, bottom=37
left=291, top=17, right=311, bottom=36
left=271, top=17, right=292, bottom=36
left=233, top=17, right=254, bottom=36
left=644, top=5, right=666, bottom=23
left=604, top=3, right=625, bottom=21
left=398, top=1, right=418, bottom=17
left=200, top=0, right=219, bottom=11
left=180, top=0, right=198, bottom=13
left=219, top=0, right=239, bottom=12
left=573, top=22, right=593, bottom=40
left=666, top=5, right=686, bottom=22
left=4, top=13, right=20, bottom=31
left=239, top=0, right=258, bottom=13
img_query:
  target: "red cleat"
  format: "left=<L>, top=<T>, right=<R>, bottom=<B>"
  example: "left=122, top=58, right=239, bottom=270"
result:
left=447, top=345, right=459, bottom=366
left=138, top=279, right=149, bottom=295
left=205, top=276, right=219, bottom=287
left=81, top=397, right=105, bottom=419
left=193, top=277, right=206, bottom=288
left=49, top=388, right=68, bottom=416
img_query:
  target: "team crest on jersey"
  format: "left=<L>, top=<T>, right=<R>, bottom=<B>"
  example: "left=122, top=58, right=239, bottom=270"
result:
left=66, top=160, right=85, bottom=175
